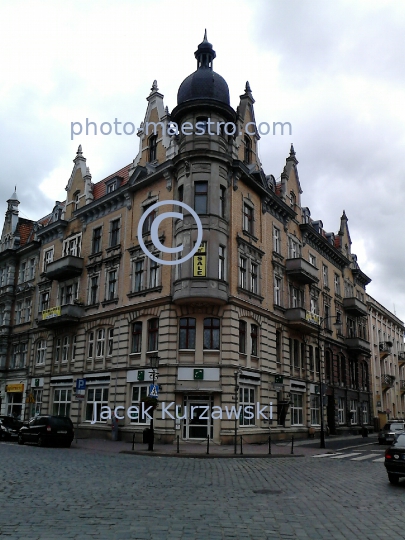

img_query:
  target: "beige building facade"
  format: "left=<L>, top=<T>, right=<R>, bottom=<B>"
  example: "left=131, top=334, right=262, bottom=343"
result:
left=0, top=35, right=386, bottom=443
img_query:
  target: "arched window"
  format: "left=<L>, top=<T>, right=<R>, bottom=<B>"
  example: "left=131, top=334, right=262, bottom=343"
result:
left=244, top=135, right=252, bottom=163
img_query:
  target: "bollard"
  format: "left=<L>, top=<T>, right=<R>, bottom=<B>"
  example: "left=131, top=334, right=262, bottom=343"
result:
left=291, top=435, right=294, bottom=455
left=206, top=434, right=210, bottom=455
left=177, top=435, right=180, bottom=454
left=268, top=435, right=271, bottom=455
left=240, top=435, right=243, bottom=455
left=132, top=432, right=135, bottom=451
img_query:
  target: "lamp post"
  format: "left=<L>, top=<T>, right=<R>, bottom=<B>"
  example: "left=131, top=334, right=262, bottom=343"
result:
left=234, top=368, right=242, bottom=455
left=316, top=314, right=342, bottom=449
left=148, top=355, right=160, bottom=452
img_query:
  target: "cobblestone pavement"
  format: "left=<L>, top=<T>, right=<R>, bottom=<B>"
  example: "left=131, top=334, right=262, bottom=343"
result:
left=0, top=440, right=403, bottom=540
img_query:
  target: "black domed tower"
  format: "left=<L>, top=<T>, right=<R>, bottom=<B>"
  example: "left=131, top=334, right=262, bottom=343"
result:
left=171, top=33, right=234, bottom=305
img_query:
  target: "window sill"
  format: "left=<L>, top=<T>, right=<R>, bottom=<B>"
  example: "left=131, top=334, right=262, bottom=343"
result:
left=273, top=304, right=286, bottom=313
left=179, top=349, right=196, bottom=353
left=203, top=349, right=220, bottom=353
left=242, top=230, right=258, bottom=243
left=129, top=352, right=141, bottom=357
left=106, top=244, right=121, bottom=253
left=84, top=303, right=100, bottom=311
left=127, top=286, right=163, bottom=298
left=237, top=287, right=264, bottom=303
left=88, top=251, right=103, bottom=260
left=101, top=298, right=119, bottom=307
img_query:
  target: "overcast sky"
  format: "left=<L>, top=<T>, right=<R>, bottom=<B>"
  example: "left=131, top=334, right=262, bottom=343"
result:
left=0, top=0, right=404, bottom=321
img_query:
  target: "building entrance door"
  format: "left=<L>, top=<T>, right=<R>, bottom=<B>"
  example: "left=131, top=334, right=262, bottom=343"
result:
left=183, top=395, right=213, bottom=440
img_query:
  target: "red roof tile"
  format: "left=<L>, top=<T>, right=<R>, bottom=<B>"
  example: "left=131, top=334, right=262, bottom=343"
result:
left=16, top=219, right=34, bottom=246
left=92, top=164, right=131, bottom=200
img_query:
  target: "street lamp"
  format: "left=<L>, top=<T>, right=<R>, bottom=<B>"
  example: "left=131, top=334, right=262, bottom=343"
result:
left=148, top=355, right=160, bottom=452
left=317, top=314, right=342, bottom=449
left=234, top=368, right=242, bottom=455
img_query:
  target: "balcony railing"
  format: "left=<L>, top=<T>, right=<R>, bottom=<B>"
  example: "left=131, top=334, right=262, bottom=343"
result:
left=38, top=304, right=84, bottom=327
left=342, top=297, right=368, bottom=317
left=285, top=308, right=319, bottom=334
left=345, top=335, right=371, bottom=354
left=379, top=341, right=393, bottom=360
left=381, top=373, right=395, bottom=389
left=44, top=255, right=84, bottom=281
left=398, top=352, right=405, bottom=366
left=285, top=258, right=319, bottom=284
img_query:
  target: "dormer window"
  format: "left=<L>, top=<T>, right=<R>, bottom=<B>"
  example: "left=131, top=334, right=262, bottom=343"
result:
left=106, top=179, right=117, bottom=193
left=244, top=135, right=252, bottom=164
left=148, top=135, right=157, bottom=162
left=290, top=191, right=296, bottom=209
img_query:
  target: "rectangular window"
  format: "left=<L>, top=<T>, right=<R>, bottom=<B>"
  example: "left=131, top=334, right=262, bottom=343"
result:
left=92, top=227, right=102, bottom=254
left=239, top=256, right=247, bottom=288
left=239, top=386, right=255, bottom=426
left=203, top=317, right=220, bottom=350
left=179, top=317, right=196, bottom=350
left=310, top=395, right=320, bottom=425
left=20, top=343, right=27, bottom=367
left=251, top=324, right=258, bottom=356
left=274, top=276, right=282, bottom=305
left=243, top=204, right=254, bottom=235
left=96, top=329, right=105, bottom=357
left=273, top=227, right=280, bottom=254
left=90, top=275, right=99, bottom=305
left=194, top=182, right=208, bottom=214
left=131, top=322, right=142, bottom=353
left=309, top=345, right=314, bottom=372
left=107, top=328, right=114, bottom=356
left=276, top=330, right=282, bottom=364
left=290, top=285, right=303, bottom=308
left=130, top=385, right=149, bottom=424
left=239, top=320, right=247, bottom=354
left=15, top=301, right=22, bottom=324
left=288, top=238, right=300, bottom=259
left=55, top=338, right=61, bottom=363
left=149, top=260, right=159, bottom=288
left=107, top=270, right=117, bottom=300
left=251, top=263, right=258, bottom=294
left=72, top=335, right=77, bottom=361
left=218, top=246, right=226, bottom=280
left=334, top=273, right=341, bottom=296
left=110, top=219, right=120, bottom=247
left=323, top=265, right=329, bottom=287
left=85, top=387, right=109, bottom=422
left=293, top=339, right=300, bottom=369
left=147, top=318, right=159, bottom=351
left=309, top=253, right=316, bottom=266
left=88, top=331, right=94, bottom=358
left=29, top=258, right=35, bottom=280
left=19, top=261, right=26, bottom=283
left=43, top=248, right=54, bottom=272
left=63, top=233, right=82, bottom=257
left=36, top=340, right=47, bottom=364
left=291, top=393, right=303, bottom=425
left=350, top=399, right=358, bottom=424
left=134, top=260, right=144, bottom=292
left=338, top=397, right=346, bottom=424
left=10, top=344, right=18, bottom=369
left=53, top=389, right=72, bottom=417
left=62, top=336, right=70, bottom=363
left=39, top=291, right=49, bottom=312
left=219, top=186, right=226, bottom=218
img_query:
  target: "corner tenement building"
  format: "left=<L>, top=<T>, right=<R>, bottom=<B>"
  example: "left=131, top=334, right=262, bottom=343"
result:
left=1, top=35, right=400, bottom=442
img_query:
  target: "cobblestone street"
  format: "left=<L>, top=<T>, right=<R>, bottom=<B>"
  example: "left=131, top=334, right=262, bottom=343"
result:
left=0, top=440, right=404, bottom=539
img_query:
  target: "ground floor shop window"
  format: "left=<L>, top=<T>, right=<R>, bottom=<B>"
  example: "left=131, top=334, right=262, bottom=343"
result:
left=7, top=392, right=23, bottom=419
left=30, top=389, right=42, bottom=417
left=362, top=402, right=369, bottom=424
left=130, top=385, right=149, bottom=423
left=239, top=386, right=255, bottom=426
left=338, top=397, right=345, bottom=424
left=310, top=395, right=320, bottom=425
left=350, top=399, right=358, bottom=424
left=53, top=388, right=72, bottom=417
left=291, top=393, right=303, bottom=425
left=85, top=387, right=109, bottom=422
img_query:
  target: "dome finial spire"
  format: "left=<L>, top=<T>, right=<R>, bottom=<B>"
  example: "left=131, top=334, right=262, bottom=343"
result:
left=203, top=29, right=207, bottom=41
left=195, top=32, right=216, bottom=69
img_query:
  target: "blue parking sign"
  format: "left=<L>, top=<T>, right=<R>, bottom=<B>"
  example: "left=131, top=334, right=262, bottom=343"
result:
left=76, top=379, right=86, bottom=391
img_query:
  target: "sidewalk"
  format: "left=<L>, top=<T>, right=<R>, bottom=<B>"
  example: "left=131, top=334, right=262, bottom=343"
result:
left=69, top=434, right=376, bottom=458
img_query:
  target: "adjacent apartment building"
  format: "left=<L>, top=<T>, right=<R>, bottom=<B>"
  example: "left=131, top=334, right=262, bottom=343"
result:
left=0, top=35, right=379, bottom=442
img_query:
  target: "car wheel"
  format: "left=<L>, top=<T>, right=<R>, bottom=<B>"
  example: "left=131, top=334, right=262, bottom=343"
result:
left=388, top=473, right=400, bottom=485
left=18, top=434, right=24, bottom=445
left=37, top=436, right=46, bottom=447
left=64, top=441, right=71, bottom=448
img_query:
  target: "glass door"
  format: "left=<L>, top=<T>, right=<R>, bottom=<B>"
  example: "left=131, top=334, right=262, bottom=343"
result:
left=183, top=395, right=214, bottom=439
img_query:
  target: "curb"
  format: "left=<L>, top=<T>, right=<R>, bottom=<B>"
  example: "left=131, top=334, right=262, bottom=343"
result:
left=120, top=451, right=305, bottom=459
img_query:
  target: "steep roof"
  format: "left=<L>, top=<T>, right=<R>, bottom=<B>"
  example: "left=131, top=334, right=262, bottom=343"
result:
left=92, top=164, right=131, bottom=200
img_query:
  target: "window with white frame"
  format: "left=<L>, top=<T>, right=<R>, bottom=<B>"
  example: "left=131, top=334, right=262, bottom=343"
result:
left=20, top=343, right=27, bottom=367
left=19, top=261, right=27, bottom=283
left=88, top=331, right=94, bottom=358
left=74, top=191, right=80, bottom=211
left=239, top=386, right=255, bottom=426
left=274, top=276, right=282, bottom=305
left=338, top=397, right=346, bottom=424
left=310, top=291, right=318, bottom=314
left=85, top=387, right=109, bottom=422
left=109, top=219, right=120, bottom=247
left=89, top=275, right=99, bottom=305
left=106, top=269, right=117, bottom=300
left=218, top=246, right=226, bottom=280
left=310, top=395, right=320, bottom=425
left=131, top=322, right=142, bottom=353
left=55, top=338, right=61, bottom=363
left=62, top=233, right=82, bottom=257
left=288, top=238, right=300, bottom=259
left=72, top=335, right=77, bottom=361
left=31, top=389, right=42, bottom=417
left=291, top=393, right=304, bottom=425
left=130, top=385, right=150, bottom=423
left=289, top=284, right=304, bottom=308
left=251, top=263, right=258, bottom=294
left=29, top=258, right=35, bottom=280
left=309, top=253, right=316, bottom=266
left=133, top=259, right=144, bottom=292
left=334, top=273, right=341, bottom=296
left=24, top=298, right=32, bottom=322
left=53, top=388, right=71, bottom=417
left=39, top=291, right=50, bottom=313
left=43, top=247, right=54, bottom=272
left=15, top=301, right=22, bottom=324
left=350, top=399, right=358, bottom=424
left=273, top=226, right=281, bottom=254
left=344, top=280, right=354, bottom=298
left=36, top=340, right=47, bottom=364
left=149, top=259, right=159, bottom=288
left=107, top=328, right=114, bottom=356
left=92, top=227, right=102, bottom=254
left=96, top=329, right=105, bottom=357
left=106, top=179, right=117, bottom=193
left=239, top=256, right=247, bottom=288
left=62, top=336, right=70, bottom=362
left=322, top=265, right=329, bottom=287
left=362, top=402, right=369, bottom=424
left=243, top=203, right=254, bottom=235
left=60, top=281, right=79, bottom=305
left=10, top=344, right=18, bottom=369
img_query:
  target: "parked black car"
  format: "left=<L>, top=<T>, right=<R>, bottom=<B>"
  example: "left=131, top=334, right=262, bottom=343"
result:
left=0, top=415, right=23, bottom=441
left=18, top=415, right=74, bottom=447
left=384, top=433, right=405, bottom=484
